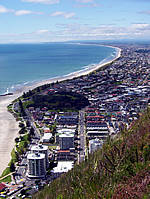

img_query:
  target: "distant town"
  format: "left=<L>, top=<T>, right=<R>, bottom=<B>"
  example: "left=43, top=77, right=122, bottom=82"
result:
left=1, top=43, right=150, bottom=198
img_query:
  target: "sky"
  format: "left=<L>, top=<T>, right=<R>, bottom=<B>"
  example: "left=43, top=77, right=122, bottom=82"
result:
left=0, top=0, right=150, bottom=43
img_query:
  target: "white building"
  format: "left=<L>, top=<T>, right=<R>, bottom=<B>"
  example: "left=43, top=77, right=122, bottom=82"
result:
left=41, top=133, right=52, bottom=143
left=31, top=144, right=49, bottom=169
left=27, top=153, right=46, bottom=178
left=89, top=139, right=103, bottom=153
left=52, top=161, right=74, bottom=173
left=57, top=128, right=76, bottom=134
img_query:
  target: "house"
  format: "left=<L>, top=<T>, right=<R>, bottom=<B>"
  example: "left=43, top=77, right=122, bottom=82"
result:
left=0, top=183, right=7, bottom=192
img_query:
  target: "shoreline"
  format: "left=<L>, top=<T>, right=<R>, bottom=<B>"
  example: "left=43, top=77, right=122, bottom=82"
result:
left=0, top=45, right=121, bottom=176
left=12, top=45, right=121, bottom=95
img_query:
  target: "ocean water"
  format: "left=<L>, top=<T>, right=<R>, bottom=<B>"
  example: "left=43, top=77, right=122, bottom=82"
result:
left=0, top=42, right=117, bottom=95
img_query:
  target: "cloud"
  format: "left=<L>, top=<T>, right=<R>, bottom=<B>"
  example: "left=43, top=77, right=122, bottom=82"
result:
left=15, top=10, right=43, bottom=16
left=74, top=3, right=99, bottom=8
left=15, top=10, right=33, bottom=16
left=74, top=0, right=99, bottom=8
left=22, top=0, right=59, bottom=4
left=76, top=0, right=95, bottom=3
left=51, top=11, right=64, bottom=16
left=0, top=5, right=13, bottom=13
left=36, top=29, right=49, bottom=34
left=1, top=22, right=150, bottom=43
left=51, top=23, right=150, bottom=40
left=130, top=23, right=150, bottom=30
left=138, top=10, right=150, bottom=15
left=63, top=13, right=76, bottom=19
left=51, top=11, right=75, bottom=19
left=0, top=5, right=43, bottom=16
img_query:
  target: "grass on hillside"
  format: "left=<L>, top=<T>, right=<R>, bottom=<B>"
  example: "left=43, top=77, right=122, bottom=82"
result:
left=0, top=167, right=12, bottom=183
left=0, top=167, right=11, bottom=178
left=0, top=175, right=11, bottom=183
left=34, top=107, right=150, bottom=199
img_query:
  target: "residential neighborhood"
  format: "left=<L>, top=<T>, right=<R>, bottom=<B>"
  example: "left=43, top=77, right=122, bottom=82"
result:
left=1, top=43, right=150, bottom=198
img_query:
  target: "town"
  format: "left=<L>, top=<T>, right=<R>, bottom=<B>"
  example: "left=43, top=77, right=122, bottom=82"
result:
left=1, top=43, right=150, bottom=198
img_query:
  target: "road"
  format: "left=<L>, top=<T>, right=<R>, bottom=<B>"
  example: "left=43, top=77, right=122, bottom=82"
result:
left=78, top=110, right=86, bottom=163
left=15, top=157, right=27, bottom=184
left=25, top=109, right=40, bottom=140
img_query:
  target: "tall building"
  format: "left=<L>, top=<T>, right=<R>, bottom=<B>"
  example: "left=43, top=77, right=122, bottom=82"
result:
left=27, top=153, right=46, bottom=178
left=59, top=134, right=74, bottom=150
left=89, top=138, right=103, bottom=153
left=31, top=144, right=49, bottom=169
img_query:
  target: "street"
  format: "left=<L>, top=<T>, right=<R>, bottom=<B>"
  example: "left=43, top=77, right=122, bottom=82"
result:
left=78, top=110, right=86, bottom=163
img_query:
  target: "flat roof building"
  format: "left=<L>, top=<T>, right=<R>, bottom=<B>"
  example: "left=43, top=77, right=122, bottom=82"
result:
left=59, top=133, right=74, bottom=150
left=41, top=133, right=52, bottom=143
left=52, top=161, right=74, bottom=173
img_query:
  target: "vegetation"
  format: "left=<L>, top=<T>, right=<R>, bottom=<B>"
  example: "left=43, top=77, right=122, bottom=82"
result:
left=19, top=99, right=26, bottom=117
left=0, top=148, right=19, bottom=183
left=16, top=133, right=30, bottom=155
left=0, top=175, right=11, bottom=183
left=34, top=108, right=150, bottom=199
left=0, top=167, right=11, bottom=178
left=0, top=153, right=15, bottom=183
left=22, top=83, right=51, bottom=98
left=10, top=148, right=19, bottom=164
left=23, top=91, right=89, bottom=111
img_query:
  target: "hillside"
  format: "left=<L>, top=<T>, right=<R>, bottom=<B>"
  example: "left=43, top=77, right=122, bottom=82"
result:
left=33, top=108, right=150, bottom=199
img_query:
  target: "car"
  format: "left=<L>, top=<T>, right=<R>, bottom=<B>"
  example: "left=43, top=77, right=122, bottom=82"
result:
left=0, top=195, right=6, bottom=198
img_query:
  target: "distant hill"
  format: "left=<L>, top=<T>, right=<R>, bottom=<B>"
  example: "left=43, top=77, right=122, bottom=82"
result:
left=33, top=108, right=150, bottom=199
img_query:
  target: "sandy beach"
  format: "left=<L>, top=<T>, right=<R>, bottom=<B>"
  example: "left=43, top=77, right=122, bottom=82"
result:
left=0, top=95, right=20, bottom=175
left=0, top=45, right=121, bottom=176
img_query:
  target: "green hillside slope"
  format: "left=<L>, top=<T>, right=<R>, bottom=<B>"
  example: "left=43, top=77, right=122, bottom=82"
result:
left=33, top=108, right=150, bottom=199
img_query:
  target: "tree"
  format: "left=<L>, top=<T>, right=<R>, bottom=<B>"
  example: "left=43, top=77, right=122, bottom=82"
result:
left=19, top=127, right=26, bottom=134
left=27, top=133, right=31, bottom=141
left=10, top=162, right=15, bottom=172
left=26, top=120, right=30, bottom=127
left=36, top=87, right=40, bottom=92
left=30, top=127, right=35, bottom=137
left=22, top=92, right=27, bottom=98
left=15, top=151, right=20, bottom=162
left=19, top=99, right=26, bottom=116
left=20, top=189, right=26, bottom=195
left=15, top=137, right=20, bottom=143
left=19, top=122, right=25, bottom=128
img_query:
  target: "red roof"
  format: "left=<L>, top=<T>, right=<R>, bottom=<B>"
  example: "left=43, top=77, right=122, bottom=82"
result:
left=86, top=115, right=104, bottom=118
left=58, top=150, right=70, bottom=153
left=0, top=183, right=6, bottom=191
left=87, top=121, right=104, bottom=123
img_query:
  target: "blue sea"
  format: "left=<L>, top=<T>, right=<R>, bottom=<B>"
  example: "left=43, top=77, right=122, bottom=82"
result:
left=0, top=42, right=117, bottom=95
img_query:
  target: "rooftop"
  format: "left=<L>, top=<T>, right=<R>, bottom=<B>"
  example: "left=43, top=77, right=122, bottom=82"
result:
left=27, top=153, right=45, bottom=160
left=31, top=144, right=48, bottom=151
left=52, top=161, right=74, bottom=173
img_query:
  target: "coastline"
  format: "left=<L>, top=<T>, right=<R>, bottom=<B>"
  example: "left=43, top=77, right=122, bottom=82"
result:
left=15, top=45, right=121, bottom=93
left=0, top=45, right=121, bottom=176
